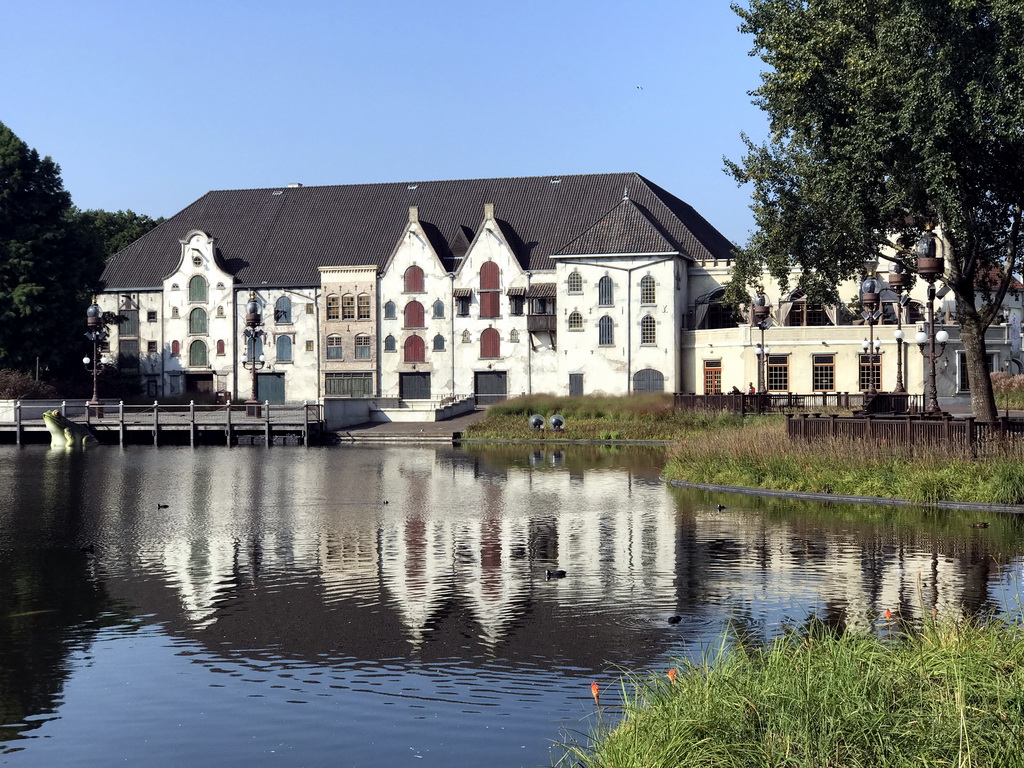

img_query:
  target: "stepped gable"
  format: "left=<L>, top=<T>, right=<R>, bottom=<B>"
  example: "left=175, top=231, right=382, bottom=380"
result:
left=101, top=173, right=734, bottom=290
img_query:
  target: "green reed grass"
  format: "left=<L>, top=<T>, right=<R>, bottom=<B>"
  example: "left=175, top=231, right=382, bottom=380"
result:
left=464, top=394, right=761, bottom=442
left=663, top=419, right=1024, bottom=504
left=559, top=617, right=1024, bottom=768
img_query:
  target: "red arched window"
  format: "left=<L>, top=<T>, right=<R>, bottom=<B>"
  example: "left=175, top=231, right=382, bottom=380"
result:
left=480, top=328, right=500, bottom=359
left=171, top=340, right=180, bottom=357
left=404, top=265, right=424, bottom=293
left=404, top=334, right=425, bottom=363
left=480, top=261, right=500, bottom=290
left=216, top=339, right=226, bottom=356
left=404, top=300, right=424, bottom=328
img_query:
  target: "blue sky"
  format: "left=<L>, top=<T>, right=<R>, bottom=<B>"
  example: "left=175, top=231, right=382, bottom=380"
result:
left=3, top=0, right=767, bottom=245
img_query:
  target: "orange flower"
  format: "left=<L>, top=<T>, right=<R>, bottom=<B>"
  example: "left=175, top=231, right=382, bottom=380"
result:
left=590, top=681, right=600, bottom=705
left=667, top=668, right=677, bottom=684
left=885, top=608, right=892, bottom=620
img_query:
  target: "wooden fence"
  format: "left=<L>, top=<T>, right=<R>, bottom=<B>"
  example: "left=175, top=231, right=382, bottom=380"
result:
left=786, top=413, right=1024, bottom=451
left=674, top=392, right=924, bottom=416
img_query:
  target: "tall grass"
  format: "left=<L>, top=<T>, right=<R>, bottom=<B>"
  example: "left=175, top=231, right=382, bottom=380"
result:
left=465, top=394, right=763, bottom=442
left=560, top=617, right=1024, bottom=768
left=664, top=419, right=1024, bottom=504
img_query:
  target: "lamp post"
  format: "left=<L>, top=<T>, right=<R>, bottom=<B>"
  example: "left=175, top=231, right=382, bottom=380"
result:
left=752, top=292, right=771, bottom=396
left=242, top=292, right=266, bottom=416
left=860, top=277, right=883, bottom=395
left=888, top=262, right=909, bottom=393
left=914, top=228, right=948, bottom=415
left=84, top=299, right=108, bottom=417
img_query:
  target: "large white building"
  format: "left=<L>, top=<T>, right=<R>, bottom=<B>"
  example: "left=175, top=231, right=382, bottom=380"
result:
left=98, top=173, right=1022, bottom=407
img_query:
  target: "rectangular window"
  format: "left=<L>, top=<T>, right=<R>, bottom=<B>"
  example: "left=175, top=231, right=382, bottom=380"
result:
left=325, top=372, right=373, bottom=397
left=357, top=295, right=371, bottom=320
left=306, top=303, right=314, bottom=315
left=305, top=340, right=314, bottom=352
left=766, top=355, right=789, bottom=392
left=342, top=295, right=355, bottom=320
left=811, top=354, right=835, bottom=391
left=457, top=296, right=470, bottom=317
left=480, top=291, right=500, bottom=318
left=147, top=311, right=157, bottom=322
left=327, top=296, right=340, bottom=321
left=959, top=352, right=997, bottom=391
left=147, top=341, right=158, bottom=355
left=118, top=339, right=140, bottom=370
left=859, top=354, right=882, bottom=392
left=121, top=310, right=139, bottom=337
left=326, top=336, right=343, bottom=360
left=703, top=360, right=722, bottom=394
left=510, top=296, right=524, bottom=316
left=355, top=336, right=371, bottom=359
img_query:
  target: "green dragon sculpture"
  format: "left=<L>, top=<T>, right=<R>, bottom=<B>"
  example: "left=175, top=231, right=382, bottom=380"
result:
left=42, top=410, right=98, bottom=449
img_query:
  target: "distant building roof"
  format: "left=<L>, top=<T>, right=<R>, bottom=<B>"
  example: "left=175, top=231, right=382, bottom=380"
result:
left=102, top=173, right=737, bottom=290
left=526, top=283, right=557, bottom=298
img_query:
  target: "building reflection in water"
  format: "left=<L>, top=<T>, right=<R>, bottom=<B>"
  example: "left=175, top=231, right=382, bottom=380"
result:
left=62, top=444, right=1024, bottom=659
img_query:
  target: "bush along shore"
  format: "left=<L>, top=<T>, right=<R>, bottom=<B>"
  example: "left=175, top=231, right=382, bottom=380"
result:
left=560, top=616, right=1024, bottom=768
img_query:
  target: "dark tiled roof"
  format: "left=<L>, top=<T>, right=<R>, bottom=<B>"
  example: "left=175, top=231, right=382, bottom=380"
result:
left=557, top=198, right=677, bottom=256
left=505, top=287, right=526, bottom=296
left=102, top=173, right=737, bottom=290
left=526, top=283, right=557, bottom=298
left=453, top=288, right=473, bottom=298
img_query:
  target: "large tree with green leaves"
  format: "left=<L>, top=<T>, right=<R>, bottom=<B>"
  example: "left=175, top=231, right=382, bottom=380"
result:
left=76, top=208, right=164, bottom=261
left=726, top=0, right=1024, bottom=421
left=0, top=121, right=106, bottom=376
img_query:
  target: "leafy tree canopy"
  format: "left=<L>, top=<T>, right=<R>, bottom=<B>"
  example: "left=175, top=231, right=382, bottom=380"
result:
left=726, top=0, right=1024, bottom=420
left=76, top=208, right=164, bottom=261
left=0, top=120, right=108, bottom=376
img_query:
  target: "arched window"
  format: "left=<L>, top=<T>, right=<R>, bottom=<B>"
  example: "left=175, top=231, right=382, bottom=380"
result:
left=479, top=262, right=500, bottom=318
left=171, top=307, right=179, bottom=319
left=275, top=296, right=292, bottom=323
left=216, top=306, right=225, bottom=318
left=567, top=270, right=583, bottom=294
left=189, top=339, right=208, bottom=367
left=404, top=334, right=425, bottom=362
left=384, top=301, right=396, bottom=320
left=598, top=276, right=614, bottom=306
left=171, top=340, right=180, bottom=357
left=598, top=315, right=614, bottom=346
left=640, top=314, right=656, bottom=345
left=355, top=334, right=371, bottom=359
left=326, top=294, right=340, bottom=320
left=432, top=300, right=445, bottom=319
left=342, top=294, right=355, bottom=320
left=277, top=336, right=292, bottom=362
left=509, top=329, right=519, bottom=343
left=433, top=334, right=445, bottom=351
left=480, top=328, right=500, bottom=359
left=568, top=311, right=583, bottom=330
left=216, top=339, right=225, bottom=356
left=188, top=275, right=208, bottom=303
left=480, top=261, right=500, bottom=289
left=404, top=265, right=424, bottom=293
left=640, top=275, right=656, bottom=305
left=357, top=294, right=371, bottom=320
left=384, top=335, right=396, bottom=352
left=189, top=308, right=208, bottom=335
left=462, top=330, right=471, bottom=343
left=404, top=300, right=424, bottom=328
left=326, top=334, right=343, bottom=359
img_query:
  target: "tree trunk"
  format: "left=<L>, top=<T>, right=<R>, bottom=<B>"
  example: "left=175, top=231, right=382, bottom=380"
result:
left=958, top=315, right=998, bottom=422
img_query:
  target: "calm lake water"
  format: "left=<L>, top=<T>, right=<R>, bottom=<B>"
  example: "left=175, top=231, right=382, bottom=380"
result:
left=1, top=443, right=1023, bottom=767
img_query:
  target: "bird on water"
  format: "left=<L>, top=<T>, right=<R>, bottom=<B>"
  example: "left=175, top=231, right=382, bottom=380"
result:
left=545, top=569, right=566, bottom=580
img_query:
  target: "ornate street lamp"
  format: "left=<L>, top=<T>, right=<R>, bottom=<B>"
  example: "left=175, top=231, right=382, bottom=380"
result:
left=84, top=299, right=108, bottom=417
left=860, top=277, right=882, bottom=395
left=242, top=292, right=266, bottom=416
left=888, top=262, right=909, bottom=393
left=914, top=227, right=948, bottom=415
left=752, top=292, right=771, bottom=396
